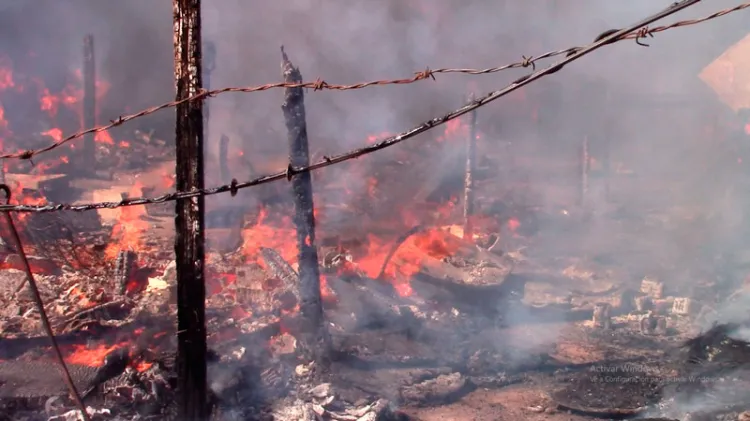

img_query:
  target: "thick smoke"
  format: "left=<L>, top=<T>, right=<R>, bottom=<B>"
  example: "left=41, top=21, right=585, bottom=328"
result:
left=2, top=0, right=750, bottom=417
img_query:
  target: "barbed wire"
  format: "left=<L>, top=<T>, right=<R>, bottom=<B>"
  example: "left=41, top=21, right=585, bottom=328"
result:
left=0, top=0, right=715, bottom=213
left=1, top=0, right=747, bottom=161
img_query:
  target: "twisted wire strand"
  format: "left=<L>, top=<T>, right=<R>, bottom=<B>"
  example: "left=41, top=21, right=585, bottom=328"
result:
left=0, top=0, right=718, bottom=213
left=0, top=0, right=746, bottom=161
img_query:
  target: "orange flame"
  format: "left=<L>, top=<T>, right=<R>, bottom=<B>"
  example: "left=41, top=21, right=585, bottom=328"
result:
left=105, top=182, right=149, bottom=259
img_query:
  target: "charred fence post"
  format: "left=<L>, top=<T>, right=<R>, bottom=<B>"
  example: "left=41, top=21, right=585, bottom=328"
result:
left=219, top=134, right=230, bottom=183
left=280, top=47, right=331, bottom=363
left=82, top=34, right=96, bottom=174
left=173, top=0, right=208, bottom=419
left=463, top=93, right=478, bottom=241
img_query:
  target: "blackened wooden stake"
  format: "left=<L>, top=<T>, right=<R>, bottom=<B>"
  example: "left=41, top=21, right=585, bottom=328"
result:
left=280, top=47, right=330, bottom=363
left=82, top=34, right=96, bottom=173
left=463, top=93, right=478, bottom=241
left=173, top=0, right=208, bottom=419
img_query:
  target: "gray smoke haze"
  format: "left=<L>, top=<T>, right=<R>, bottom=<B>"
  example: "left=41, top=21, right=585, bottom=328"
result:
left=2, top=0, right=749, bottom=302
left=1, top=1, right=747, bottom=287
left=2, top=0, right=750, bottom=416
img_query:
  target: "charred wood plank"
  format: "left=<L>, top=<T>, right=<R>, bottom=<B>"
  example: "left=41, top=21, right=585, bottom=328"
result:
left=280, top=47, right=330, bottom=363
left=173, top=0, right=208, bottom=419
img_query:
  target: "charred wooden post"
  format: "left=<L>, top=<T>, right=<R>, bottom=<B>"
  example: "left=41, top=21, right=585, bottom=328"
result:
left=114, top=250, right=137, bottom=295
left=173, top=0, right=208, bottom=419
left=219, top=134, right=230, bottom=183
left=579, top=136, right=590, bottom=207
left=280, top=47, right=330, bottom=362
left=463, top=93, right=478, bottom=241
left=82, top=34, right=96, bottom=173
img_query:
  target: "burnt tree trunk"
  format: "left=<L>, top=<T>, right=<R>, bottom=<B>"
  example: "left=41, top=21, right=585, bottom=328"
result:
left=82, top=34, right=96, bottom=174
left=173, top=1, right=208, bottom=420
left=280, top=47, right=330, bottom=363
left=463, top=93, right=478, bottom=241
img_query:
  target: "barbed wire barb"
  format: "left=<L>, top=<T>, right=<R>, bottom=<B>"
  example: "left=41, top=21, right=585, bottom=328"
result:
left=0, top=0, right=727, bottom=213
left=0, top=0, right=747, bottom=161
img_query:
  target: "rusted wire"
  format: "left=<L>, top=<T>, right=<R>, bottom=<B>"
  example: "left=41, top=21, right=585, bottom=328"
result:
left=0, top=0, right=709, bottom=214
left=0, top=0, right=747, bottom=161
left=0, top=185, right=91, bottom=421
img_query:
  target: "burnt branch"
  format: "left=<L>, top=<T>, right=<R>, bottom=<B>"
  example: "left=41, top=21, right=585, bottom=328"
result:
left=0, top=0, right=727, bottom=161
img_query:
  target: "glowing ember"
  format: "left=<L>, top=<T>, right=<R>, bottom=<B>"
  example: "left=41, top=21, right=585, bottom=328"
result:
left=241, top=207, right=297, bottom=265
left=95, top=130, right=114, bottom=145
left=41, top=128, right=63, bottom=142
left=508, top=217, right=521, bottom=232
left=65, top=344, right=120, bottom=367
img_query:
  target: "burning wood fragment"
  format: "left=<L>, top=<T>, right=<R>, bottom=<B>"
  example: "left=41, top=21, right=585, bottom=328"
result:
left=82, top=34, right=96, bottom=174
left=114, top=250, right=137, bottom=296
left=280, top=47, right=330, bottom=363
left=260, top=246, right=301, bottom=310
left=173, top=0, right=209, bottom=418
left=463, top=93, right=478, bottom=241
left=376, top=224, right=426, bottom=280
